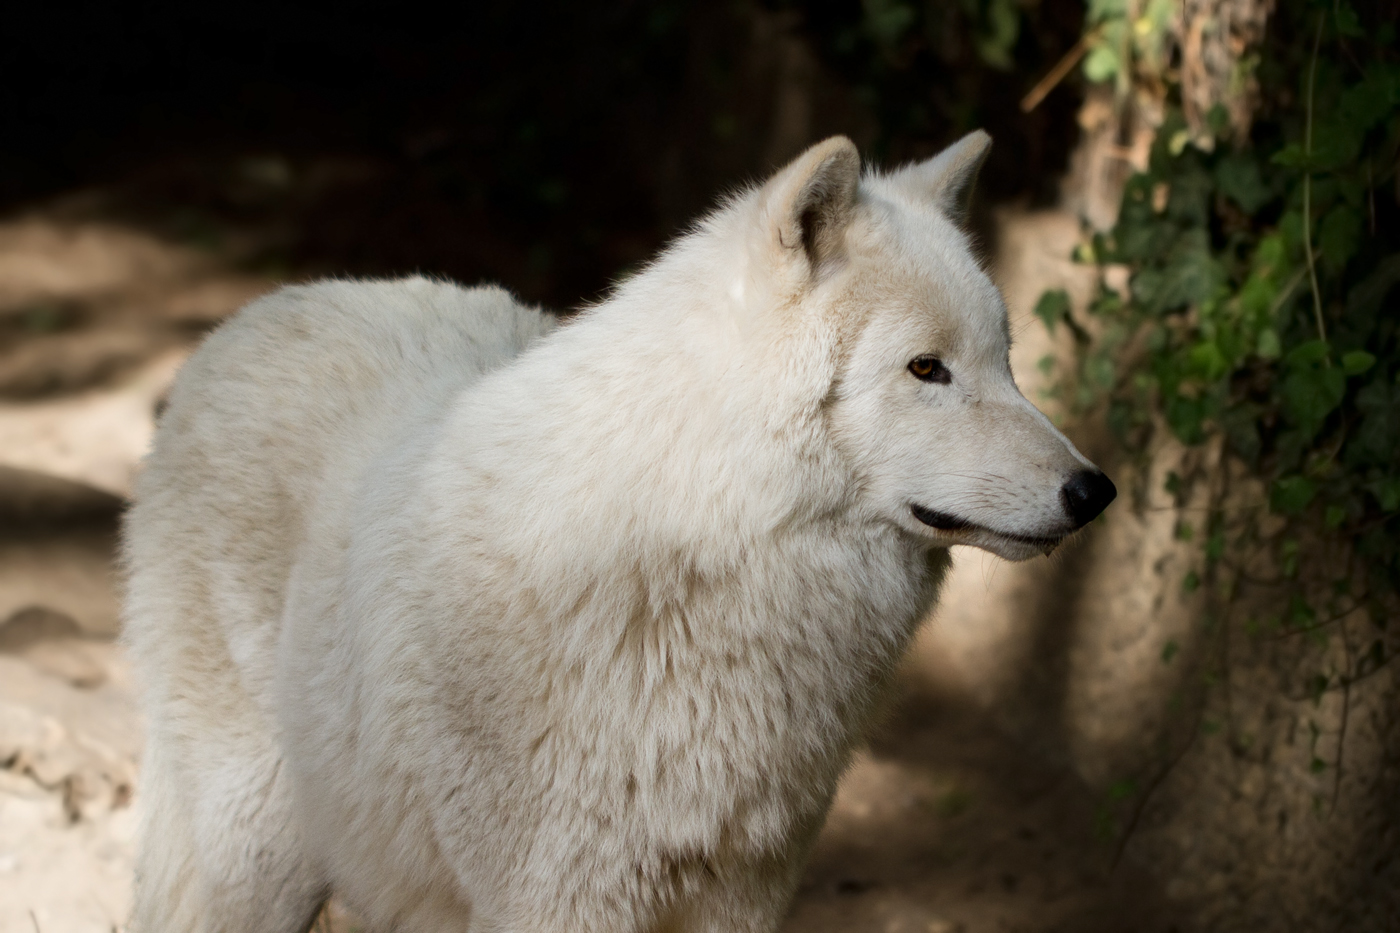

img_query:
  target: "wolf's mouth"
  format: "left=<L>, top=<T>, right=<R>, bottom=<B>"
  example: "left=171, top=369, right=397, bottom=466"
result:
left=909, top=504, right=1064, bottom=548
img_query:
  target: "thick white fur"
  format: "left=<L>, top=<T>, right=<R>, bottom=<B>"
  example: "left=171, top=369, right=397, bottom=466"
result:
left=124, top=133, right=1101, bottom=932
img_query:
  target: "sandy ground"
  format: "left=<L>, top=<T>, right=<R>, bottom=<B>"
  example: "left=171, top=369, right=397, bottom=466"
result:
left=0, top=211, right=1180, bottom=933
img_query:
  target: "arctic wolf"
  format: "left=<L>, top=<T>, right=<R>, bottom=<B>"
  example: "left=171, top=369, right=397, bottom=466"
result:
left=124, top=132, right=1115, bottom=932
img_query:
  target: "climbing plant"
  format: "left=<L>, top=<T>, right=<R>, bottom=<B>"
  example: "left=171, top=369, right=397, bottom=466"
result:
left=1041, top=0, right=1400, bottom=827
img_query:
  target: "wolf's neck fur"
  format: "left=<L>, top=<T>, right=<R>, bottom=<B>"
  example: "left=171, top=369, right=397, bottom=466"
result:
left=440, top=218, right=853, bottom=571
left=419, top=204, right=943, bottom=707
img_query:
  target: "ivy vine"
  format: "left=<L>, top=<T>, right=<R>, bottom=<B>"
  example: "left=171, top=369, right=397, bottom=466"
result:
left=1041, top=0, right=1399, bottom=827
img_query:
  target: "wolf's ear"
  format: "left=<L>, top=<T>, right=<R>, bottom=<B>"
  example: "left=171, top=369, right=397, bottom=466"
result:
left=760, top=136, right=860, bottom=280
left=893, top=130, right=991, bottom=223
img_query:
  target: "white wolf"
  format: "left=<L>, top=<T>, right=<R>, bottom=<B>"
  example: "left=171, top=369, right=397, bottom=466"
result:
left=123, top=132, right=1114, bottom=932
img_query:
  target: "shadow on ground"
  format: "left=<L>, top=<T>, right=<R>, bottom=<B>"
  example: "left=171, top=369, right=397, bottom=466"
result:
left=781, top=662, right=1185, bottom=933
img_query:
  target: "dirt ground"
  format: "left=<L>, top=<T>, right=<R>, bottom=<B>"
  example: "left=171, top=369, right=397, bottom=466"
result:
left=0, top=207, right=1181, bottom=933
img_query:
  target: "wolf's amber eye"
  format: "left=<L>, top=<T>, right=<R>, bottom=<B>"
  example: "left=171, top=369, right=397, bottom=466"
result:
left=908, top=356, right=951, bottom=384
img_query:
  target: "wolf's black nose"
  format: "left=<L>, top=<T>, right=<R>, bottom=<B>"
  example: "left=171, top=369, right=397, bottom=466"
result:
left=1061, top=470, right=1117, bottom=528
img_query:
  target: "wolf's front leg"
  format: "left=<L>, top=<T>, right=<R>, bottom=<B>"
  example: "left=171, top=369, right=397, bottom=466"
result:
left=474, top=845, right=797, bottom=933
left=649, top=848, right=807, bottom=933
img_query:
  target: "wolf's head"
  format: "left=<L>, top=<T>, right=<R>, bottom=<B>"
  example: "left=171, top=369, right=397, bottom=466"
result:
left=731, top=133, right=1115, bottom=561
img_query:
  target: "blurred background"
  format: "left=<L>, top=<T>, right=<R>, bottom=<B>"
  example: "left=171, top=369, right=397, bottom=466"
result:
left=0, top=2, right=1395, bottom=931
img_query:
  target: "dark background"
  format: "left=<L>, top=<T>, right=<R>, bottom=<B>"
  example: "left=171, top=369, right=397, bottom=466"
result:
left=2, top=0, right=1085, bottom=308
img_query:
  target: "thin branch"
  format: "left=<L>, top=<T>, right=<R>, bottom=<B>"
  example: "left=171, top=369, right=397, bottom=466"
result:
left=1342, top=647, right=1400, bottom=687
left=1267, top=604, right=1367, bottom=640
left=1368, top=161, right=1377, bottom=236
left=1113, top=499, right=1236, bottom=869
left=1021, top=29, right=1100, bottom=113
left=1282, top=646, right=1400, bottom=702
left=1302, top=12, right=1327, bottom=345
left=1112, top=662, right=1207, bottom=870
left=1331, top=614, right=1354, bottom=814
left=1112, top=727, right=1194, bottom=868
left=1215, top=464, right=1242, bottom=760
left=1268, top=266, right=1308, bottom=319
left=1230, top=568, right=1292, bottom=588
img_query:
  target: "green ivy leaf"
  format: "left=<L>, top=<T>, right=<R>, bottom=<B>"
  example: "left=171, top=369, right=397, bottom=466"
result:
left=1271, top=143, right=1308, bottom=169
left=863, top=0, right=917, bottom=46
left=1339, top=65, right=1399, bottom=131
left=1238, top=275, right=1275, bottom=323
left=1281, top=341, right=1345, bottom=436
left=1319, top=206, right=1362, bottom=273
left=1034, top=289, right=1071, bottom=335
left=1335, top=3, right=1364, bottom=37
left=1285, top=340, right=1331, bottom=368
left=1083, top=43, right=1121, bottom=82
left=1215, top=154, right=1272, bottom=213
left=1345, top=255, right=1400, bottom=340
left=1256, top=328, right=1282, bottom=359
left=1308, top=119, right=1364, bottom=170
left=1165, top=393, right=1210, bottom=444
left=1163, top=471, right=1182, bottom=496
left=1189, top=341, right=1229, bottom=380
left=1271, top=475, right=1317, bottom=515
left=1342, top=350, right=1376, bottom=375
left=1086, top=353, right=1116, bottom=389
left=1167, top=164, right=1214, bottom=226
left=1154, top=229, right=1226, bottom=312
left=1368, top=476, right=1400, bottom=512
left=1221, top=405, right=1262, bottom=464
left=1205, top=104, right=1231, bottom=140
left=1288, top=593, right=1316, bottom=627
left=974, top=0, right=1021, bottom=70
left=1353, top=380, right=1400, bottom=465
left=1281, top=365, right=1345, bottom=438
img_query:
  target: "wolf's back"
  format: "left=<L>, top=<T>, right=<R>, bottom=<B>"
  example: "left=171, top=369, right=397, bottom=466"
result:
left=122, top=277, right=554, bottom=714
